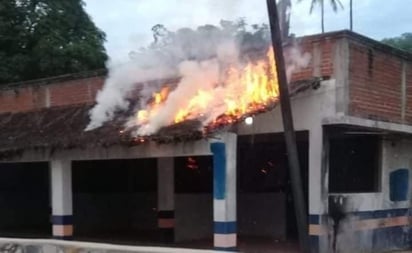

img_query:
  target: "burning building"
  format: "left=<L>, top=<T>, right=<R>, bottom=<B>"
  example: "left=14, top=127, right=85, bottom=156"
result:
left=0, top=30, right=411, bottom=253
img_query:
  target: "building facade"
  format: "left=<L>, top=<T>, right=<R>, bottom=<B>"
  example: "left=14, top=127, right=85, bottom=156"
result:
left=0, top=30, right=411, bottom=253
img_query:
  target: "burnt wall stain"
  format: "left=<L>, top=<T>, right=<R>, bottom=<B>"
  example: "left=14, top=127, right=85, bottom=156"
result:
left=329, top=195, right=347, bottom=253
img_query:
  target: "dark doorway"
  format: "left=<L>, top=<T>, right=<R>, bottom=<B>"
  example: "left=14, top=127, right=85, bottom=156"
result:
left=72, top=159, right=157, bottom=244
left=0, top=162, right=50, bottom=237
left=237, top=131, right=309, bottom=241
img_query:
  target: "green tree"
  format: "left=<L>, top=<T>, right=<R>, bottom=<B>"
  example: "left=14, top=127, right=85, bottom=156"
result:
left=299, top=0, right=343, bottom=33
left=146, top=19, right=271, bottom=61
left=0, top=0, right=107, bottom=84
left=382, top=33, right=412, bottom=53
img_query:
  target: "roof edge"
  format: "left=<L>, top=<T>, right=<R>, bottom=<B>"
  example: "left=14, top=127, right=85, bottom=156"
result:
left=0, top=69, right=107, bottom=90
left=298, top=30, right=412, bottom=61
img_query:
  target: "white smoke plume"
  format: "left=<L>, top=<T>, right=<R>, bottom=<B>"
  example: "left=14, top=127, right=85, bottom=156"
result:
left=284, top=45, right=311, bottom=82
left=85, top=59, right=176, bottom=131
left=86, top=22, right=311, bottom=134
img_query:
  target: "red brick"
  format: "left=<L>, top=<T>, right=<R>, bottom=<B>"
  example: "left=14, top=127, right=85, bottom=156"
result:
left=348, top=41, right=410, bottom=124
left=0, top=76, right=105, bottom=113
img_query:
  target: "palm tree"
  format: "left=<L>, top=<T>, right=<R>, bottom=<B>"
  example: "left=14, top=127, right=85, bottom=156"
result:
left=300, top=0, right=344, bottom=33
left=277, top=0, right=292, bottom=39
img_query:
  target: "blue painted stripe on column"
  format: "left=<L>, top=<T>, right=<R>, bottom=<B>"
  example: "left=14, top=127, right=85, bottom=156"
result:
left=214, top=247, right=237, bottom=252
left=371, top=208, right=409, bottom=219
left=333, top=208, right=410, bottom=220
left=309, top=214, right=321, bottom=224
left=210, top=142, right=226, bottom=200
left=214, top=221, right=237, bottom=234
left=52, top=215, right=73, bottom=225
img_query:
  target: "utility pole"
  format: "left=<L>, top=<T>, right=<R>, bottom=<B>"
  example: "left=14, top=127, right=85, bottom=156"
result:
left=321, top=0, right=325, bottom=33
left=266, top=1, right=310, bottom=253
left=350, top=0, right=353, bottom=30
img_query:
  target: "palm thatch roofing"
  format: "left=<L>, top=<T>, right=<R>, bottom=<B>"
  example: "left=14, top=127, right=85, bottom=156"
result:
left=0, top=78, right=320, bottom=159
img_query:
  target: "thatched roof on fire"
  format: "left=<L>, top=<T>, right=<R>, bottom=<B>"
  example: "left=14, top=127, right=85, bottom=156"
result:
left=0, top=78, right=320, bottom=160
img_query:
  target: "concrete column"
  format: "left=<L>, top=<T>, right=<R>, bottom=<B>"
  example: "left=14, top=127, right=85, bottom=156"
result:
left=333, top=38, right=350, bottom=115
left=50, top=160, right=73, bottom=239
left=157, top=157, right=175, bottom=243
left=210, top=133, right=237, bottom=251
left=401, top=61, right=407, bottom=122
left=308, top=127, right=328, bottom=253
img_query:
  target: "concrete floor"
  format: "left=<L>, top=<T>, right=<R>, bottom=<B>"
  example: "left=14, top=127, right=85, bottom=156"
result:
left=74, top=236, right=300, bottom=253
left=0, top=236, right=408, bottom=253
left=232, top=238, right=299, bottom=253
left=178, top=237, right=300, bottom=253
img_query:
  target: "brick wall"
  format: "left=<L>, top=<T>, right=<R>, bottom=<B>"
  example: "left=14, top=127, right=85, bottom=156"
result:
left=48, top=76, right=103, bottom=107
left=289, top=34, right=337, bottom=82
left=348, top=40, right=412, bottom=124
left=0, top=76, right=104, bottom=114
left=0, top=88, right=35, bottom=113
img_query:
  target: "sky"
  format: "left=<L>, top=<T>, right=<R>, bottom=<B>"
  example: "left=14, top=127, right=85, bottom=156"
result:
left=83, top=0, right=411, bottom=64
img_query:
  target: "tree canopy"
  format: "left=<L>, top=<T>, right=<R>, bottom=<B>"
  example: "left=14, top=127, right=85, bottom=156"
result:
left=382, top=33, right=412, bottom=54
left=0, top=0, right=107, bottom=84
left=131, top=19, right=271, bottom=66
left=298, top=0, right=344, bottom=33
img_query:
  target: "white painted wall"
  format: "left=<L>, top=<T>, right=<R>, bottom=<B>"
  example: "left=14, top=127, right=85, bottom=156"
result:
left=331, top=139, right=412, bottom=212
left=50, top=160, right=72, bottom=217
left=383, top=139, right=412, bottom=208
left=327, top=138, right=412, bottom=253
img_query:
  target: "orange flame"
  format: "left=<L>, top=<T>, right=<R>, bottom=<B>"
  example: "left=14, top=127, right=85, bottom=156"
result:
left=136, top=46, right=279, bottom=132
left=137, top=86, right=170, bottom=124
left=175, top=89, right=214, bottom=123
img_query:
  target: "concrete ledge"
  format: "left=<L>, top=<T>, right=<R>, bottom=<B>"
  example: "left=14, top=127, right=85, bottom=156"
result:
left=1, top=138, right=213, bottom=163
left=322, top=115, right=412, bottom=134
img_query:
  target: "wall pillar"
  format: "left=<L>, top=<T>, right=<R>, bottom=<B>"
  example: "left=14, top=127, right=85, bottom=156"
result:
left=210, top=133, right=237, bottom=251
left=308, top=126, right=329, bottom=253
left=50, top=160, right=73, bottom=239
left=157, top=157, right=175, bottom=243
